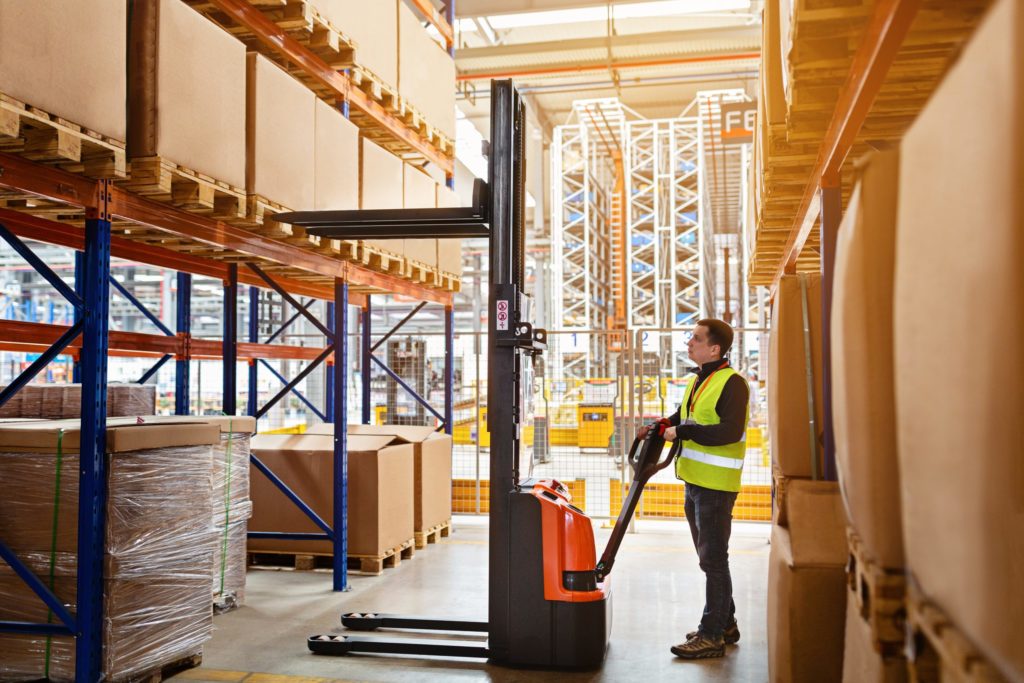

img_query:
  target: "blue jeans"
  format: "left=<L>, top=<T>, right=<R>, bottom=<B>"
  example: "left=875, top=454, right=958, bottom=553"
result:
left=684, top=482, right=738, bottom=639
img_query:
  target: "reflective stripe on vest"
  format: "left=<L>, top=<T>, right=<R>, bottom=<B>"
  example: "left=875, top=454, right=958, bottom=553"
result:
left=675, top=365, right=747, bottom=492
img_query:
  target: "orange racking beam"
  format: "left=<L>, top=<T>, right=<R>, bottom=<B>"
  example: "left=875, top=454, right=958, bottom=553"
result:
left=408, top=0, right=455, bottom=49
left=770, top=0, right=921, bottom=293
left=207, top=0, right=453, bottom=175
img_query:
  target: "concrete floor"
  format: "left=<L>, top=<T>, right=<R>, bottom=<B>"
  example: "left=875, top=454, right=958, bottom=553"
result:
left=172, top=517, right=770, bottom=683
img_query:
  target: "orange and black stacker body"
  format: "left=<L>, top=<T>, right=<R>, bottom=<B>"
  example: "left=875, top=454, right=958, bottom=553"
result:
left=278, top=80, right=677, bottom=669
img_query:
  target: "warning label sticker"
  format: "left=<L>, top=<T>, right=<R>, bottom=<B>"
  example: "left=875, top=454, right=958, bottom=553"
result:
left=496, top=300, right=509, bottom=331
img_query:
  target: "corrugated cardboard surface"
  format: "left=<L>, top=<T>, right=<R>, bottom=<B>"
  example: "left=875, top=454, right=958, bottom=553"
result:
left=320, top=0, right=398, bottom=87
left=404, top=163, right=439, bottom=267
left=767, top=523, right=847, bottom=683
left=311, top=424, right=452, bottom=531
left=132, top=414, right=257, bottom=434
left=128, top=0, right=246, bottom=188
left=360, top=137, right=404, bottom=255
left=314, top=98, right=359, bottom=210
left=249, top=433, right=414, bottom=556
left=768, top=273, right=824, bottom=478
left=772, top=473, right=848, bottom=567
left=0, top=383, right=156, bottom=419
left=246, top=53, right=315, bottom=210
left=397, top=2, right=455, bottom=139
left=0, top=418, right=220, bottom=453
left=0, top=0, right=127, bottom=140
left=894, top=0, right=1024, bottom=679
left=436, top=186, right=464, bottom=274
left=841, top=586, right=907, bottom=683
left=831, top=148, right=903, bottom=570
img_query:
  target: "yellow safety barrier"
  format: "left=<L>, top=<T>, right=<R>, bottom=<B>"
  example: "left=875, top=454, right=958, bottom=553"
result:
left=452, top=478, right=587, bottom=514
left=609, top=480, right=771, bottom=522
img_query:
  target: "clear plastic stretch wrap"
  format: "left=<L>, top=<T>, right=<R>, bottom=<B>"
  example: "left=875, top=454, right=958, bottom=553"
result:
left=0, top=383, right=157, bottom=419
left=212, top=431, right=252, bottom=611
left=0, top=437, right=216, bottom=682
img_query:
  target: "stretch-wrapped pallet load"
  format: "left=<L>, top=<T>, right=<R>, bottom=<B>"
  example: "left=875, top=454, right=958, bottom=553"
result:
left=246, top=53, right=315, bottom=212
left=0, top=383, right=157, bottom=419
left=767, top=479, right=848, bottom=682
left=894, top=0, right=1024, bottom=679
left=0, top=419, right=219, bottom=681
left=0, top=0, right=126, bottom=140
left=127, top=0, right=247, bottom=198
left=320, top=0, right=398, bottom=89
left=360, top=137, right=405, bottom=260
left=249, top=433, right=413, bottom=558
left=404, top=163, right=439, bottom=270
left=831, top=148, right=903, bottom=570
left=397, top=1, right=456, bottom=140
left=308, top=424, right=452, bottom=540
left=436, top=186, right=464, bottom=277
left=768, top=273, right=824, bottom=478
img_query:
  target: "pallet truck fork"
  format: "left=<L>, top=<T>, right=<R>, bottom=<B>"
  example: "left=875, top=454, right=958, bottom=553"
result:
left=276, top=80, right=677, bottom=669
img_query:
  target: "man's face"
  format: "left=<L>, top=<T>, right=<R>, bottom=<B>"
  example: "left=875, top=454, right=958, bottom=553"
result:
left=688, top=325, right=720, bottom=365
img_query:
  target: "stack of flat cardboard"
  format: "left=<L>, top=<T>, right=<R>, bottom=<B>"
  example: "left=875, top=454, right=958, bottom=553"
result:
left=894, top=0, right=1024, bottom=679
left=0, top=419, right=220, bottom=681
left=248, top=433, right=414, bottom=559
left=0, top=383, right=157, bottom=419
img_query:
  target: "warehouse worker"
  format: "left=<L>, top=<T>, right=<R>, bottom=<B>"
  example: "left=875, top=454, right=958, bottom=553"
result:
left=639, top=318, right=749, bottom=660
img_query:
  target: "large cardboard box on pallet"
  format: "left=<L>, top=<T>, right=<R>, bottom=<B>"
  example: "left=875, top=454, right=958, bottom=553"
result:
left=768, top=273, right=824, bottom=478
left=249, top=433, right=414, bottom=557
left=894, top=0, right=1024, bottom=679
left=831, top=148, right=903, bottom=570
left=436, top=186, right=464, bottom=275
left=360, top=137, right=405, bottom=257
left=246, top=53, right=315, bottom=211
left=768, top=475, right=847, bottom=682
left=397, top=1, right=456, bottom=139
left=314, top=99, right=359, bottom=211
left=127, top=0, right=247, bottom=190
left=319, top=0, right=398, bottom=88
left=0, top=0, right=126, bottom=141
left=0, top=419, right=219, bottom=681
left=403, top=163, right=439, bottom=268
left=308, top=424, right=452, bottom=533
left=841, top=585, right=906, bottom=683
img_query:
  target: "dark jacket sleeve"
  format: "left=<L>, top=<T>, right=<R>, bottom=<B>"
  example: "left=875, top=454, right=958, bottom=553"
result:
left=675, top=375, right=749, bottom=446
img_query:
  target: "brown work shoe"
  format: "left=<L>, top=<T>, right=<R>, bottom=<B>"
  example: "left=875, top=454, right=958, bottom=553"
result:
left=685, top=620, right=740, bottom=645
left=671, top=633, right=726, bottom=659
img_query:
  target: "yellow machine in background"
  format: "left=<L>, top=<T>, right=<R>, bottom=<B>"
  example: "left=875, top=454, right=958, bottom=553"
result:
left=577, top=379, right=617, bottom=449
left=453, top=405, right=534, bottom=448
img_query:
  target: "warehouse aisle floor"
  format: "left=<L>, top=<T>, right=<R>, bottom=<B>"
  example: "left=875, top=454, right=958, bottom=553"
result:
left=171, top=518, right=770, bottom=683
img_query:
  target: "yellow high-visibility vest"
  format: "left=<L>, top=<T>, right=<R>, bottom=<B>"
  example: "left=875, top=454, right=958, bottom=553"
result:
left=675, top=366, right=748, bottom=492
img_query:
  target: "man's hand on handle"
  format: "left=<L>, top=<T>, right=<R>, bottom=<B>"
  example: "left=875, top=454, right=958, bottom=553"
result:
left=637, top=417, right=672, bottom=440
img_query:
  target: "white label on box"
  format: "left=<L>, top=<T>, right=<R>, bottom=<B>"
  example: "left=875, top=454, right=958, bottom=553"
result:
left=496, top=300, right=510, bottom=331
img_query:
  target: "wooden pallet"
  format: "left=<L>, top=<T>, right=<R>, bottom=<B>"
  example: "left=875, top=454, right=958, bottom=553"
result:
left=124, top=651, right=202, bottom=683
left=0, top=93, right=126, bottom=179
left=906, top=579, right=1009, bottom=683
left=121, top=156, right=245, bottom=219
left=183, top=0, right=355, bottom=69
left=349, top=538, right=415, bottom=575
left=349, top=66, right=401, bottom=114
left=414, top=519, right=452, bottom=549
left=359, top=242, right=408, bottom=276
left=846, top=527, right=906, bottom=654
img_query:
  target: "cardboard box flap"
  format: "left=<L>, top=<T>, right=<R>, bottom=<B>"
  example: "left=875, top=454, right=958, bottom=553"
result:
left=778, top=479, right=848, bottom=567
left=348, top=424, right=438, bottom=443
left=251, top=433, right=334, bottom=456
left=0, top=418, right=220, bottom=453
left=132, top=414, right=257, bottom=434
left=347, top=434, right=405, bottom=453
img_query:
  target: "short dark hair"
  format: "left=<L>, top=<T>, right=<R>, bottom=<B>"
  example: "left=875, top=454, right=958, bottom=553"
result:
left=697, top=318, right=734, bottom=358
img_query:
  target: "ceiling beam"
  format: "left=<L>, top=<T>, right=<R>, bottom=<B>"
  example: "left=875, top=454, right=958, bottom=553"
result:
left=456, top=0, right=659, bottom=17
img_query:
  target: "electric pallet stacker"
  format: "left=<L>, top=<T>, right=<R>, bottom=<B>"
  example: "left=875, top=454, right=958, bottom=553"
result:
left=274, top=80, right=679, bottom=669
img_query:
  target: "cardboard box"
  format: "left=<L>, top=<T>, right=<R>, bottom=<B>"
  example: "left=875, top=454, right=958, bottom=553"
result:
left=894, top=0, right=1024, bottom=679
left=771, top=470, right=848, bottom=565
left=767, top=273, right=824, bottom=478
left=397, top=1, right=456, bottom=139
left=246, top=53, right=315, bottom=210
left=308, top=424, right=452, bottom=532
left=314, top=98, right=359, bottom=211
left=360, top=137, right=405, bottom=256
left=767, top=523, right=847, bottom=683
left=319, top=0, right=398, bottom=87
left=249, top=433, right=414, bottom=557
left=403, top=163, right=439, bottom=267
left=841, top=586, right=907, bottom=683
left=831, top=148, right=903, bottom=570
left=128, top=0, right=246, bottom=188
left=0, top=0, right=127, bottom=141
left=762, top=0, right=787, bottom=128
left=435, top=186, right=464, bottom=275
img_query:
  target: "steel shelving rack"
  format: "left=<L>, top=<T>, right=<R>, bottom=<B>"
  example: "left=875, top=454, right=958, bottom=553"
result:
left=0, top=2, right=460, bottom=679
